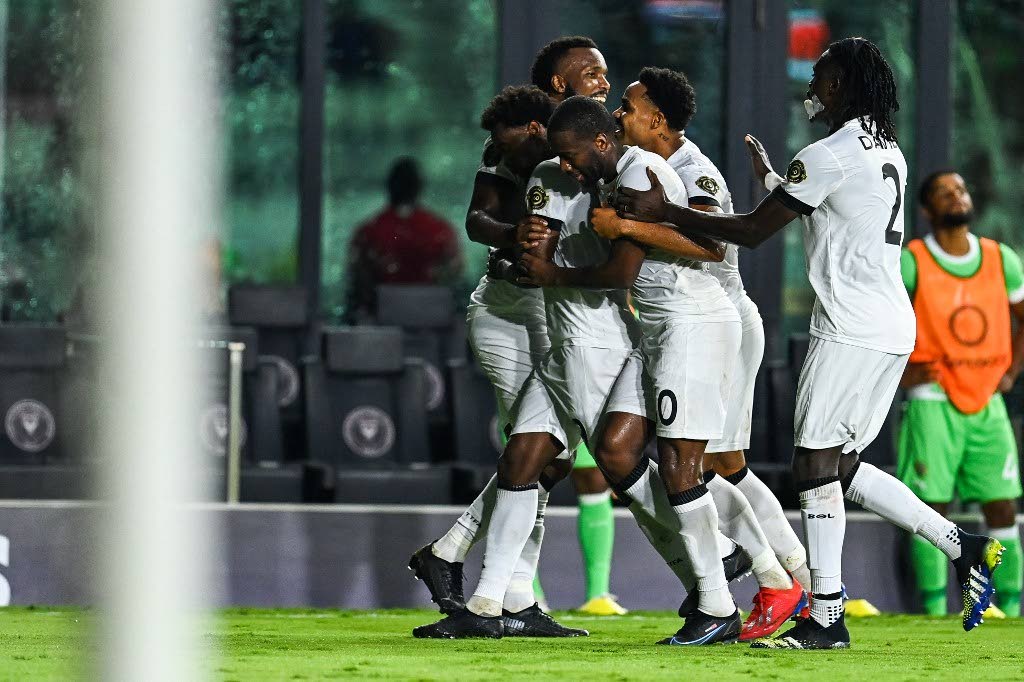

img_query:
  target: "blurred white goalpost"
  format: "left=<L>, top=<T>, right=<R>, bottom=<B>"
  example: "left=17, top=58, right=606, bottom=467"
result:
left=95, top=0, right=221, bottom=679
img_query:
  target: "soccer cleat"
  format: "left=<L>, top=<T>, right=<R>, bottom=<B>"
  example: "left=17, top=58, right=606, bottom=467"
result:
left=953, top=530, right=1004, bottom=632
left=750, top=613, right=851, bottom=650
left=739, top=579, right=806, bottom=641
left=578, top=594, right=628, bottom=616
left=502, top=604, right=589, bottom=637
left=412, top=609, right=503, bottom=639
left=678, top=544, right=753, bottom=617
left=658, top=609, right=741, bottom=646
left=408, top=542, right=465, bottom=614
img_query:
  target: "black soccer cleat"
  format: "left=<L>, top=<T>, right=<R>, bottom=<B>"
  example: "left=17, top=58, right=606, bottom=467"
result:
left=412, top=609, right=503, bottom=639
left=750, top=612, right=851, bottom=649
left=408, top=542, right=465, bottom=614
left=502, top=604, right=589, bottom=637
left=953, top=529, right=1004, bottom=632
left=678, top=544, right=753, bottom=617
left=658, top=609, right=741, bottom=646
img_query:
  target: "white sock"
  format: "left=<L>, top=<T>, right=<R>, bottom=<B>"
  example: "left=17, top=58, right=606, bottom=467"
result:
left=671, top=486, right=734, bottom=617
left=716, top=530, right=736, bottom=559
left=706, top=473, right=791, bottom=590
left=799, top=479, right=845, bottom=626
left=732, top=467, right=810, bottom=588
left=468, top=485, right=538, bottom=617
left=629, top=500, right=694, bottom=586
left=810, top=593, right=844, bottom=628
left=845, top=462, right=961, bottom=560
left=434, top=474, right=495, bottom=563
left=503, top=487, right=548, bottom=613
left=623, top=460, right=682, bottom=532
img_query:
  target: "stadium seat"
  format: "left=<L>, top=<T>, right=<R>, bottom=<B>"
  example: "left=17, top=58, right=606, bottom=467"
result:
left=448, top=357, right=502, bottom=466
left=375, top=284, right=463, bottom=418
left=0, top=325, right=67, bottom=464
left=304, top=326, right=430, bottom=469
left=228, top=285, right=312, bottom=460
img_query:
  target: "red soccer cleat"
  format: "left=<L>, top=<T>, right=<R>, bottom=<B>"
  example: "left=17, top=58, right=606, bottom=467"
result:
left=739, top=579, right=806, bottom=641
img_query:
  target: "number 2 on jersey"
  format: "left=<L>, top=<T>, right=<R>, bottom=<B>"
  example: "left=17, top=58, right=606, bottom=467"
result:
left=882, top=163, right=903, bottom=245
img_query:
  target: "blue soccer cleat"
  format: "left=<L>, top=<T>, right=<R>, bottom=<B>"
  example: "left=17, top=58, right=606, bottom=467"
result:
left=954, top=530, right=1004, bottom=632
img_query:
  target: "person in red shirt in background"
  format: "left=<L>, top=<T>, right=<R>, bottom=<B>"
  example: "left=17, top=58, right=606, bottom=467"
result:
left=346, top=157, right=463, bottom=321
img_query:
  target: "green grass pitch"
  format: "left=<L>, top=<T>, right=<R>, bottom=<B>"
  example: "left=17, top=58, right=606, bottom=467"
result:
left=3, top=608, right=1022, bottom=681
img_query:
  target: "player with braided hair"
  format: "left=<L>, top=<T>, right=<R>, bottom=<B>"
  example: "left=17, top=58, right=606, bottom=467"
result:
left=597, top=37, right=1004, bottom=649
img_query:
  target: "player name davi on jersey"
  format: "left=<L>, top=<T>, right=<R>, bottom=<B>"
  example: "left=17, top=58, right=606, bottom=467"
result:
left=770, top=117, right=916, bottom=354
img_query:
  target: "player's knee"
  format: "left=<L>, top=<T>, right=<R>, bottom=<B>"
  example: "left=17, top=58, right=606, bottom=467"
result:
left=711, top=451, right=747, bottom=478
left=791, top=446, right=842, bottom=483
left=497, top=434, right=554, bottom=486
left=982, top=499, right=1018, bottom=529
left=595, top=433, right=641, bottom=482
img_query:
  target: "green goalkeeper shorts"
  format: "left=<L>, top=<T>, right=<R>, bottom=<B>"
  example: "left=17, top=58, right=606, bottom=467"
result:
left=897, top=394, right=1022, bottom=504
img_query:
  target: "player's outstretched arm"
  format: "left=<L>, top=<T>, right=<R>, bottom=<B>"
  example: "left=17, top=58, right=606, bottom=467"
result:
left=1000, top=300, right=1024, bottom=391
left=591, top=206, right=725, bottom=262
left=517, top=239, right=645, bottom=290
left=611, top=168, right=798, bottom=249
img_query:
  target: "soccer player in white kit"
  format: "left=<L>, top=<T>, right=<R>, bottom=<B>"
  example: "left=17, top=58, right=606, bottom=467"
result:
left=608, top=38, right=1004, bottom=649
left=585, top=67, right=809, bottom=640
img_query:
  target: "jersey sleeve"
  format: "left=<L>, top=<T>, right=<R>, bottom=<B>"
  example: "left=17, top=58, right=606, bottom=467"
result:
left=677, top=167, right=724, bottom=208
left=770, top=141, right=846, bottom=216
left=999, top=243, right=1024, bottom=303
left=617, top=161, right=688, bottom=205
left=525, top=162, right=570, bottom=224
left=900, top=247, right=918, bottom=294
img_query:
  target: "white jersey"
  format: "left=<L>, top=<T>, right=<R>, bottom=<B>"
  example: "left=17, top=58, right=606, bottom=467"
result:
left=666, top=141, right=747, bottom=302
left=606, top=146, right=738, bottom=325
left=773, top=117, right=915, bottom=354
left=526, top=159, right=638, bottom=349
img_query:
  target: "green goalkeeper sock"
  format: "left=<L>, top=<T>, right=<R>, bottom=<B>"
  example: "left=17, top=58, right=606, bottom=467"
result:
left=911, top=535, right=948, bottom=615
left=578, top=490, right=614, bottom=600
left=533, top=573, right=545, bottom=603
left=990, top=527, right=1022, bottom=617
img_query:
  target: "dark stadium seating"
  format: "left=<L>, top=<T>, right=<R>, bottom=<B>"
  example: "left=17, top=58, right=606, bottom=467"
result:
left=304, top=326, right=430, bottom=469
left=228, top=284, right=314, bottom=462
left=0, top=325, right=68, bottom=465
left=448, top=357, right=502, bottom=466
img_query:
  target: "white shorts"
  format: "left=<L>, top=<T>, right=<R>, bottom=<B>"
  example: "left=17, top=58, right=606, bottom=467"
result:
left=608, top=320, right=742, bottom=440
left=706, top=304, right=765, bottom=453
left=794, top=337, right=909, bottom=454
left=467, top=284, right=549, bottom=420
left=510, top=345, right=637, bottom=454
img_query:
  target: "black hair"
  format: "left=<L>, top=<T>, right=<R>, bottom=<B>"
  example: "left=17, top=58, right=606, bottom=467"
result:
left=530, top=35, right=598, bottom=95
left=918, top=168, right=959, bottom=207
left=823, top=37, right=900, bottom=146
left=638, top=67, right=696, bottom=131
left=547, top=95, right=617, bottom=139
left=387, top=157, right=421, bottom=205
left=480, top=85, right=556, bottom=133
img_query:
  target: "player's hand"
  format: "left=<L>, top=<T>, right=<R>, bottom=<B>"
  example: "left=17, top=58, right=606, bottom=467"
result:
left=591, top=207, right=626, bottom=240
left=611, top=167, right=669, bottom=222
left=515, top=215, right=552, bottom=250
left=745, top=134, right=774, bottom=185
left=516, top=252, right=559, bottom=287
left=901, top=361, right=939, bottom=388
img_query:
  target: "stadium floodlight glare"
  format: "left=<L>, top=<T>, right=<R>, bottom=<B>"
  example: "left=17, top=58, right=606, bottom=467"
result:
left=93, top=1, right=221, bottom=680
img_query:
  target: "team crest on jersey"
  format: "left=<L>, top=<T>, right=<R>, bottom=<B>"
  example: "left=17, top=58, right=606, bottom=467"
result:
left=787, top=160, right=807, bottom=184
left=526, top=185, right=549, bottom=211
left=695, top=176, right=719, bottom=196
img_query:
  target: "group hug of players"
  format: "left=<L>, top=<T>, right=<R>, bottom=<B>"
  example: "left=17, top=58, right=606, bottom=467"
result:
left=407, top=35, right=1006, bottom=649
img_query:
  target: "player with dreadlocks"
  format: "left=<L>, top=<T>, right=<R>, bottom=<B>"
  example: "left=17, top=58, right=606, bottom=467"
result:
left=595, top=37, right=1005, bottom=649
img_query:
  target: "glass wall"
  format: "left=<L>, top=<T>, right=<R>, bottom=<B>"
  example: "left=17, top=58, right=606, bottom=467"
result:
left=3, top=2, right=88, bottom=321
left=781, top=1, right=917, bottom=341
left=222, top=0, right=301, bottom=287
left=554, top=0, right=727, bottom=163
left=951, top=0, right=1024, bottom=253
left=320, top=0, right=499, bottom=319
